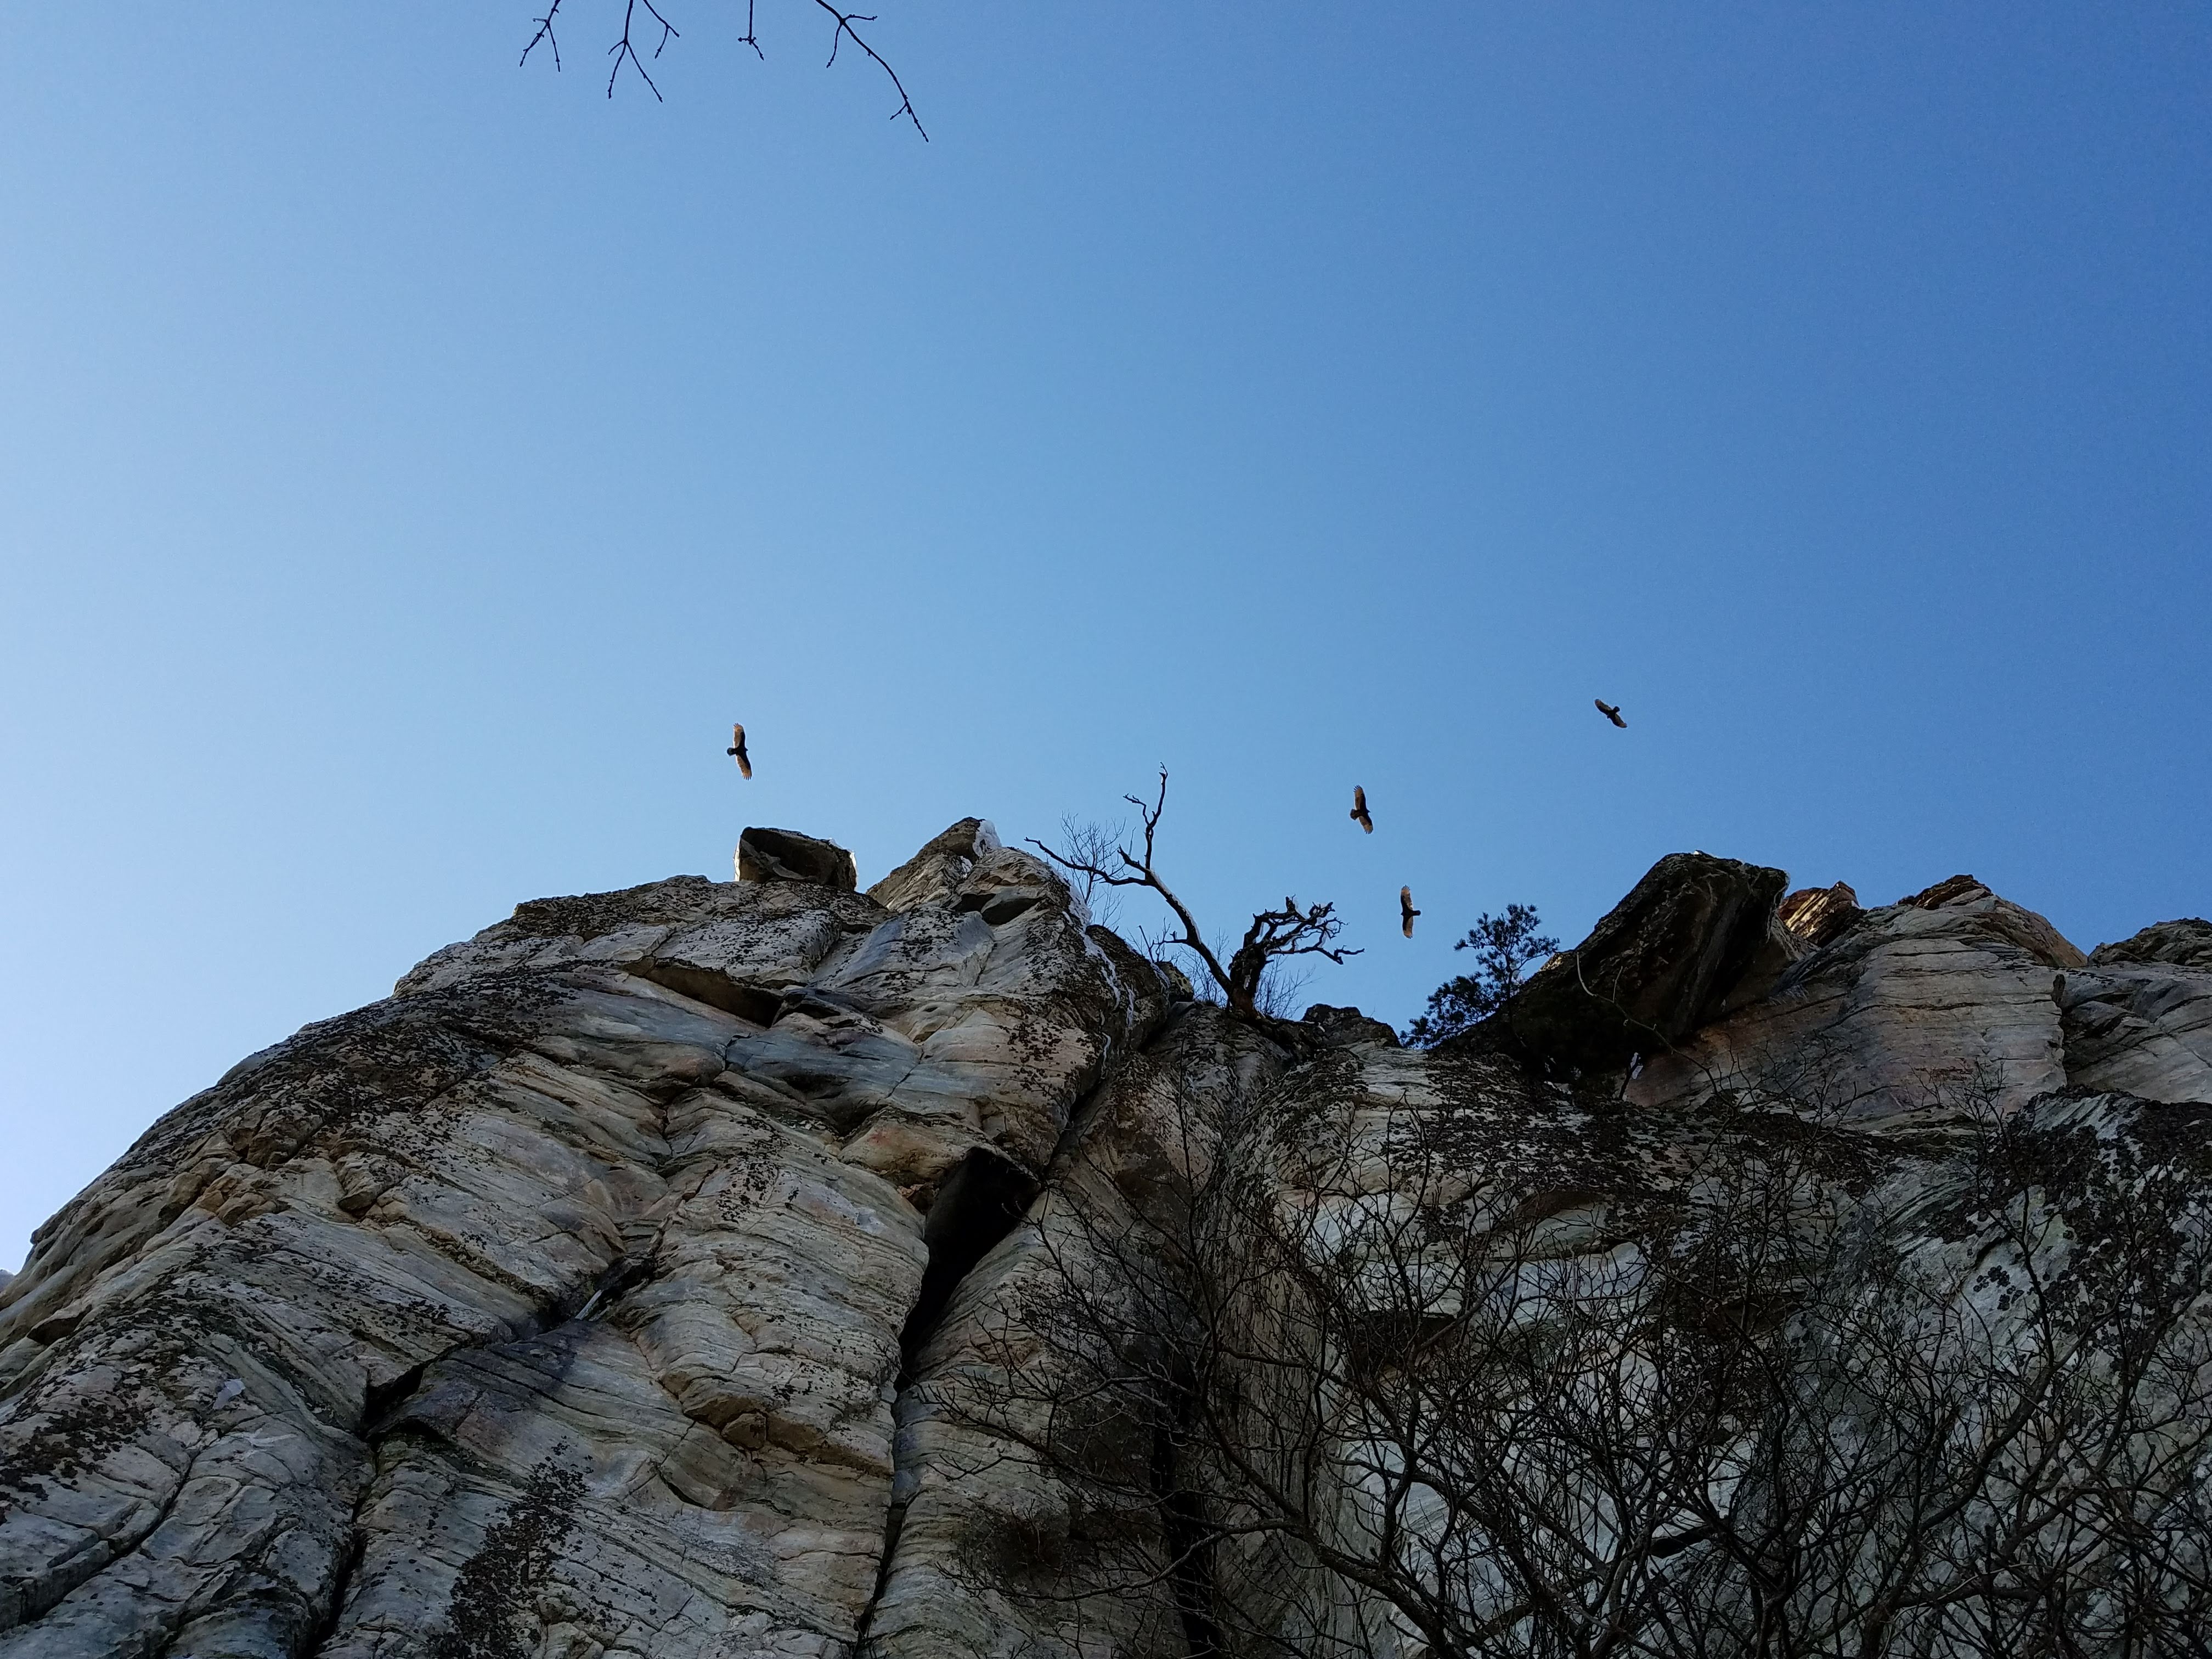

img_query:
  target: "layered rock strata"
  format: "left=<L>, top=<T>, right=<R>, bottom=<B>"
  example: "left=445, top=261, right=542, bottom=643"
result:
left=0, top=826, right=2204, bottom=1657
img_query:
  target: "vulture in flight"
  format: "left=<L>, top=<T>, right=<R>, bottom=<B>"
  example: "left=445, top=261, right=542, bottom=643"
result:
left=1350, top=785, right=1373, bottom=834
left=1595, top=699, right=1628, bottom=729
left=726, top=722, right=753, bottom=779
left=1400, top=885, right=1420, bottom=939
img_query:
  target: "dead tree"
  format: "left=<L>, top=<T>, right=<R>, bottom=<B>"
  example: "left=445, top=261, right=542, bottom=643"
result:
left=1030, top=769, right=1359, bottom=1020
left=521, top=0, right=926, bottom=131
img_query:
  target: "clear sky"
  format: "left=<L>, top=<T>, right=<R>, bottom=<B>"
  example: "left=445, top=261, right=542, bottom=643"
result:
left=2, top=5, right=2207, bottom=1268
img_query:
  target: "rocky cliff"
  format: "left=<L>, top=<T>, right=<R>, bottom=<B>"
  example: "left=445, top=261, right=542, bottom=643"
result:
left=0, top=822, right=2206, bottom=1657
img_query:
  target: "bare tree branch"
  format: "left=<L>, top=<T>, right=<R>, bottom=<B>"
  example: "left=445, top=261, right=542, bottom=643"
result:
left=521, top=0, right=565, bottom=70
left=604, top=0, right=679, bottom=100
left=810, top=0, right=928, bottom=138
left=517, top=0, right=926, bottom=136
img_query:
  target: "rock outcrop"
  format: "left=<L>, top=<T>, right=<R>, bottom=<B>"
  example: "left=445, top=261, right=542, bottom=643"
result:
left=1627, top=871, right=2085, bottom=1121
left=738, top=827, right=862, bottom=892
left=0, top=828, right=2204, bottom=1658
left=1501, top=852, right=1790, bottom=1065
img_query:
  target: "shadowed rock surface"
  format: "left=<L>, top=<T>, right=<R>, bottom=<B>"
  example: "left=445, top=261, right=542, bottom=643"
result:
left=737, top=827, right=862, bottom=891
left=2091, top=916, right=2212, bottom=970
left=1499, top=853, right=1790, bottom=1065
left=0, top=827, right=2204, bottom=1657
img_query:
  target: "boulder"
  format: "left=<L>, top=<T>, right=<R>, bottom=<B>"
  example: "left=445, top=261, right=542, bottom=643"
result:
left=1301, top=1003, right=1403, bottom=1048
left=737, top=825, right=861, bottom=890
left=1501, top=852, right=1789, bottom=1066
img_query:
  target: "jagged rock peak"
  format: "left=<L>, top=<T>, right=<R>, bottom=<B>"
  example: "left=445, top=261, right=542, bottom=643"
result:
left=1895, top=870, right=2087, bottom=969
left=866, top=816, right=1003, bottom=913
left=1300, top=1003, right=1402, bottom=1048
left=1778, top=881, right=1863, bottom=948
left=2091, top=916, right=2212, bottom=969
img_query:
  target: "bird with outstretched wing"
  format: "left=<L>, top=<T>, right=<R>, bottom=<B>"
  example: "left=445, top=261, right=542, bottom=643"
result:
left=1350, top=785, right=1373, bottom=834
left=1595, top=699, right=1627, bottom=729
left=1400, top=885, right=1420, bottom=939
left=726, top=722, right=753, bottom=778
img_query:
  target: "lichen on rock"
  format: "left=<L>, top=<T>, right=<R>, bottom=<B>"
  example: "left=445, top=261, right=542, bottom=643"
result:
left=0, top=826, right=2204, bottom=1657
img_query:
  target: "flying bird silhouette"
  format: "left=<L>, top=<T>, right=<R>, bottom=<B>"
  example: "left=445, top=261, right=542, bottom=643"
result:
left=1350, top=785, right=1373, bottom=834
left=1400, top=885, right=1420, bottom=939
left=1595, top=699, right=1628, bottom=729
left=726, top=723, right=753, bottom=780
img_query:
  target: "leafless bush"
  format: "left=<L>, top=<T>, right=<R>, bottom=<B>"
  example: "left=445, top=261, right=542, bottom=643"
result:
left=947, top=1054, right=2212, bottom=1657
left=1054, top=816, right=1127, bottom=934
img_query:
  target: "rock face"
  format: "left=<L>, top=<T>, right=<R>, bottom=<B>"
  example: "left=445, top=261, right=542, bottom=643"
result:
left=0, top=830, right=2204, bottom=1658
left=1503, top=853, right=1790, bottom=1065
left=2091, top=916, right=2212, bottom=969
left=1776, top=882, right=1863, bottom=949
left=738, top=828, right=861, bottom=892
left=0, top=822, right=1166, bottom=1659
left=1627, top=870, right=2087, bottom=1121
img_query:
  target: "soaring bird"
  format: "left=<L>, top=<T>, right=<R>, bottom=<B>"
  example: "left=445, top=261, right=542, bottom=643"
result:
left=1400, top=885, right=1420, bottom=939
left=1595, top=699, right=1628, bottom=729
left=1350, top=785, right=1373, bottom=834
left=726, top=723, right=753, bottom=779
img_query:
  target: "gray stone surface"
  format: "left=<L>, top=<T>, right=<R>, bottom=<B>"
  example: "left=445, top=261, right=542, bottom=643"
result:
left=1628, top=874, right=2086, bottom=1121
left=1502, top=853, right=1790, bottom=1065
left=2091, top=916, right=2212, bottom=970
left=0, top=830, right=2202, bottom=1657
left=0, top=823, right=1169, bottom=1658
left=2058, top=958, right=2212, bottom=1103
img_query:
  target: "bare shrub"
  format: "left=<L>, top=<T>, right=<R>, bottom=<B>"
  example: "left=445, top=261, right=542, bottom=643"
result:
left=948, top=1054, right=2212, bottom=1657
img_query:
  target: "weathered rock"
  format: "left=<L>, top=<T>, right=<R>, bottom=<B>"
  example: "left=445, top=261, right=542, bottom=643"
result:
left=1500, top=853, right=1789, bottom=1065
left=2057, top=961, right=2212, bottom=1104
left=1299, top=1003, right=1401, bottom=1048
left=397, top=873, right=881, bottom=1021
left=862, top=1006, right=1295, bottom=1659
left=865, top=818, right=1001, bottom=915
left=1899, top=873, right=2086, bottom=969
left=1778, top=882, right=1864, bottom=949
left=1630, top=874, right=2085, bottom=1121
left=2091, top=917, right=2212, bottom=970
left=0, top=822, right=1170, bottom=1659
left=0, top=832, right=2201, bottom=1658
left=739, top=827, right=862, bottom=891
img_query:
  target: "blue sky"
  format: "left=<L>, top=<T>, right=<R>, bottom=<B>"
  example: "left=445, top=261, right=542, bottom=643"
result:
left=2, top=4, right=2207, bottom=1267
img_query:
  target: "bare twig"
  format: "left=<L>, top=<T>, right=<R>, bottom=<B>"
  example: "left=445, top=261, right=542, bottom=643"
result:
left=1030, top=769, right=1359, bottom=1018
left=605, top=0, right=678, bottom=99
left=519, top=0, right=924, bottom=136
left=521, top=0, right=565, bottom=69
left=811, top=0, right=928, bottom=138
